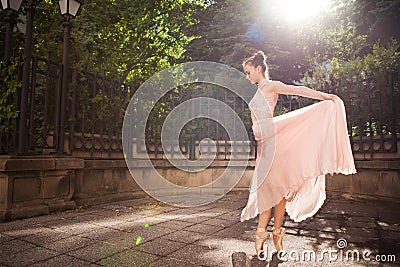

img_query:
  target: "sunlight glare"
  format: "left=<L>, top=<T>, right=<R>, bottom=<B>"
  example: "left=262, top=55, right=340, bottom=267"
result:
left=274, top=0, right=333, bottom=22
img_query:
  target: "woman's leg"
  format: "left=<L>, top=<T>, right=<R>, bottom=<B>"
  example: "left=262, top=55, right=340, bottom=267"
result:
left=255, top=208, right=272, bottom=254
left=273, top=198, right=286, bottom=229
left=257, top=208, right=271, bottom=230
left=272, top=198, right=286, bottom=251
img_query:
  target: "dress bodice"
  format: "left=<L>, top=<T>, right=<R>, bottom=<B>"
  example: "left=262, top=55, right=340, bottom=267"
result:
left=249, top=80, right=278, bottom=122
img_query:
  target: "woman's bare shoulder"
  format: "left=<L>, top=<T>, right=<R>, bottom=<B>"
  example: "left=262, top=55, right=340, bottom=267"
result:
left=261, top=80, right=284, bottom=94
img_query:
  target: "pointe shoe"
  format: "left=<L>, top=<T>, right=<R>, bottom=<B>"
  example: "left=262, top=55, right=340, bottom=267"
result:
left=272, top=227, right=286, bottom=251
left=255, top=229, right=270, bottom=255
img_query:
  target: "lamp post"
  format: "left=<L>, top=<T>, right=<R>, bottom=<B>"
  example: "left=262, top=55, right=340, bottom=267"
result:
left=18, top=0, right=37, bottom=154
left=56, top=0, right=82, bottom=154
left=1, top=0, right=23, bottom=65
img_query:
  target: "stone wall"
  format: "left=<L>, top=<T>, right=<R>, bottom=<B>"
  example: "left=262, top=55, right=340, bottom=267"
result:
left=1, top=156, right=399, bottom=221
left=0, top=156, right=83, bottom=222
left=326, top=160, right=400, bottom=202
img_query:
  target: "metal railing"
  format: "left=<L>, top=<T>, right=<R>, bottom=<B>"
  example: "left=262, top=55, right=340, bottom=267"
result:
left=0, top=56, right=398, bottom=159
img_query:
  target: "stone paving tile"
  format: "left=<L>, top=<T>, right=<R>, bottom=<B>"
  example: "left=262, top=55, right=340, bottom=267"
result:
left=33, top=217, right=82, bottom=229
left=163, top=208, right=203, bottom=218
left=0, top=246, right=60, bottom=267
left=59, top=207, right=96, bottom=215
left=213, top=222, right=250, bottom=240
left=135, top=208, right=165, bottom=218
left=100, top=198, right=158, bottom=209
left=1, top=225, right=50, bottom=239
left=100, top=202, right=164, bottom=217
left=151, top=256, right=196, bottom=267
left=67, top=240, right=128, bottom=263
left=158, top=205, right=181, bottom=214
left=168, top=243, right=232, bottom=267
left=163, top=229, right=209, bottom=244
left=314, top=211, right=344, bottom=220
left=172, top=215, right=213, bottom=224
left=297, top=229, right=338, bottom=240
left=377, top=205, right=400, bottom=225
left=51, top=220, right=106, bottom=236
left=97, top=206, right=163, bottom=220
left=301, top=217, right=346, bottom=233
left=215, top=211, right=242, bottom=222
left=0, top=238, right=36, bottom=255
left=135, top=224, right=177, bottom=242
left=337, top=227, right=379, bottom=244
left=89, top=208, right=129, bottom=217
left=29, top=254, right=100, bottom=267
left=90, top=214, right=141, bottom=228
left=322, top=200, right=378, bottom=218
left=93, top=211, right=156, bottom=227
left=0, top=232, right=15, bottom=243
left=79, top=223, right=175, bottom=249
left=106, top=219, right=159, bottom=234
left=184, top=223, right=225, bottom=235
left=202, top=217, right=237, bottom=228
left=143, top=212, right=182, bottom=223
left=19, top=227, right=74, bottom=245
left=377, top=221, right=400, bottom=232
left=195, top=236, right=255, bottom=256
left=199, top=208, right=231, bottom=218
left=345, top=216, right=377, bottom=228
left=118, top=223, right=175, bottom=241
left=0, top=192, right=399, bottom=267
left=34, top=214, right=100, bottom=228
left=98, top=248, right=160, bottom=267
left=189, top=205, right=216, bottom=212
left=78, top=227, right=134, bottom=245
left=156, top=219, right=195, bottom=230
left=282, top=218, right=302, bottom=228
left=17, top=214, right=59, bottom=226
left=284, top=227, right=301, bottom=236
left=136, top=237, right=187, bottom=256
left=379, top=230, right=400, bottom=256
left=131, top=214, right=167, bottom=225
left=66, top=213, right=105, bottom=224
left=0, top=219, right=34, bottom=233
left=42, top=235, right=96, bottom=253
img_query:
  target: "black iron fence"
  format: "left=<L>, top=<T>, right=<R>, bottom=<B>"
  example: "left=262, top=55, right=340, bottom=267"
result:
left=0, top=56, right=134, bottom=157
left=0, top=56, right=398, bottom=159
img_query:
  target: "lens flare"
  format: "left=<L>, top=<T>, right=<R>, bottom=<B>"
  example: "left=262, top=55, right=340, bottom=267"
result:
left=135, top=235, right=143, bottom=245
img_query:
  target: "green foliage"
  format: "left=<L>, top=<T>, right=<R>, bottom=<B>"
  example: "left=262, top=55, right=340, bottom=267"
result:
left=0, top=62, right=20, bottom=134
left=305, top=40, right=400, bottom=136
left=26, top=0, right=204, bottom=84
left=185, top=0, right=303, bottom=83
left=349, top=0, right=400, bottom=44
left=70, top=0, right=202, bottom=83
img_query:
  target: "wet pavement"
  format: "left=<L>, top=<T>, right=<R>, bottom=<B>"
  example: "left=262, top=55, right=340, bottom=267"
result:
left=0, top=191, right=399, bottom=266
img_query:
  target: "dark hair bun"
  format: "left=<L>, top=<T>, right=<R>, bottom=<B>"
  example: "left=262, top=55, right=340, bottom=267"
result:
left=254, top=51, right=266, bottom=61
left=242, top=50, right=269, bottom=77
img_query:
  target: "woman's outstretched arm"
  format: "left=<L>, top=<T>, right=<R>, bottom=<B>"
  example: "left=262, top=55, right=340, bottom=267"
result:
left=270, top=81, right=336, bottom=100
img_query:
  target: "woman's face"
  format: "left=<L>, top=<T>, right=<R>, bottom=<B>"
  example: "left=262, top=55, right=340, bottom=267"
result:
left=244, top=64, right=263, bottom=84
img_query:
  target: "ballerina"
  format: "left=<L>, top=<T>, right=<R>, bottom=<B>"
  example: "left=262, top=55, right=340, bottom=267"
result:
left=241, top=51, right=356, bottom=255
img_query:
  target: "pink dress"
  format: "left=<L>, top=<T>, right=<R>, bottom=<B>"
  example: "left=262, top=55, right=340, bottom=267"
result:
left=240, top=81, right=357, bottom=222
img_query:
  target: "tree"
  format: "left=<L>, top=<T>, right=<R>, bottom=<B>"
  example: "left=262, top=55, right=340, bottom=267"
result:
left=350, top=0, right=400, bottom=45
left=185, top=0, right=302, bottom=83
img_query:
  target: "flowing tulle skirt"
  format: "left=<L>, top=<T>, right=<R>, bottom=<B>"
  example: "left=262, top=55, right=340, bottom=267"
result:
left=240, top=97, right=356, bottom=222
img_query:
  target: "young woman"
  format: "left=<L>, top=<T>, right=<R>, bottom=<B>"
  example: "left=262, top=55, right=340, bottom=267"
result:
left=240, top=51, right=356, bottom=255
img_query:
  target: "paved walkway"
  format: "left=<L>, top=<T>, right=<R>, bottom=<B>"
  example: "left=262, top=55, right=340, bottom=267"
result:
left=0, top=191, right=399, bottom=266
